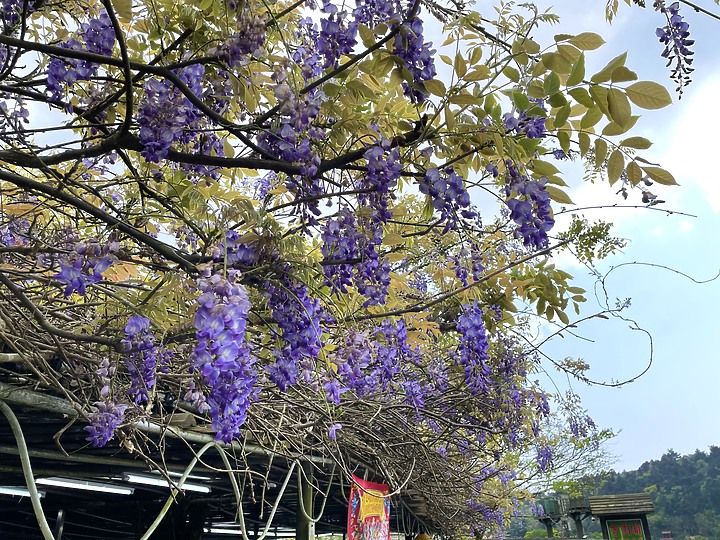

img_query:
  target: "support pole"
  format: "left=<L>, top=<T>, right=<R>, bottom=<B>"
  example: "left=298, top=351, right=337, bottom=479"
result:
left=574, top=517, right=585, bottom=539
left=296, top=461, right=314, bottom=540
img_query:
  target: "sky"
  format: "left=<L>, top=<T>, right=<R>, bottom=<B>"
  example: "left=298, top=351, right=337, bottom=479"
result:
left=511, top=0, right=720, bottom=472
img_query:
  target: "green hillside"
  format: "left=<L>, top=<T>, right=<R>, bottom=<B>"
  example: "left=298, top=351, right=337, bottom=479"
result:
left=596, top=447, right=720, bottom=540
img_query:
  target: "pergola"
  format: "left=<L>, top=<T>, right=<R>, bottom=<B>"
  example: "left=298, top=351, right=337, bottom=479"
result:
left=0, top=381, right=434, bottom=540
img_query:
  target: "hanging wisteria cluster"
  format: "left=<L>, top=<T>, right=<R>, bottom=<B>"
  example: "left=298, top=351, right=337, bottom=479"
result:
left=654, top=0, right=694, bottom=95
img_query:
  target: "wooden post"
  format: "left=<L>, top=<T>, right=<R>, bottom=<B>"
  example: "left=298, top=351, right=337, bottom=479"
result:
left=296, top=461, right=314, bottom=540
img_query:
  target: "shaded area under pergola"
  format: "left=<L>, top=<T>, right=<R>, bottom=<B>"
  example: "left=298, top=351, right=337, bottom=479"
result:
left=0, top=382, right=434, bottom=540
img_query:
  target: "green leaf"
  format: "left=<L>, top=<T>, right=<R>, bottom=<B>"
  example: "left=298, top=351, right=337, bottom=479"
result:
left=611, top=66, right=638, bottom=83
left=454, top=52, right=467, bottom=77
left=607, top=88, right=632, bottom=128
left=619, top=136, right=653, bottom=150
left=568, top=32, right=606, bottom=50
left=554, top=33, right=574, bottom=42
left=548, top=92, right=568, bottom=108
left=424, top=79, right=446, bottom=97
left=578, top=132, right=591, bottom=156
left=602, top=115, right=639, bottom=135
left=358, top=24, right=375, bottom=47
left=590, top=51, right=627, bottom=83
left=642, top=166, right=678, bottom=185
left=546, top=185, right=575, bottom=204
left=580, top=106, right=603, bottom=129
left=554, top=104, right=571, bottom=129
left=512, top=91, right=531, bottom=110
left=323, top=82, right=342, bottom=97
left=532, top=160, right=562, bottom=176
left=542, top=52, right=573, bottom=74
left=589, top=85, right=609, bottom=116
left=111, top=0, right=132, bottom=20
left=607, top=149, right=624, bottom=185
left=568, top=87, right=594, bottom=107
left=626, top=160, right=643, bottom=186
left=625, top=81, right=672, bottom=109
left=594, top=138, right=608, bottom=169
left=566, top=53, right=585, bottom=86
left=465, top=66, right=491, bottom=81
left=544, top=72, right=561, bottom=96
left=503, top=66, right=520, bottom=82
left=558, top=129, right=571, bottom=153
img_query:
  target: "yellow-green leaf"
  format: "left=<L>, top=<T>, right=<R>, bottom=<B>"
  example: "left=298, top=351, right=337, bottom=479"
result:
left=578, top=132, right=591, bottom=156
left=358, top=24, right=375, bottom=47
left=111, top=0, right=132, bottom=20
left=580, top=106, right=603, bottom=129
left=554, top=103, right=571, bottom=129
left=626, top=160, right=643, bottom=186
left=449, top=93, right=480, bottom=106
left=544, top=72, right=561, bottom=96
left=594, top=138, right=608, bottom=168
left=611, top=66, right=638, bottom=83
left=589, top=85, right=609, bottom=115
left=602, top=115, right=639, bottom=136
left=546, top=185, right=575, bottom=204
left=558, top=129, right=571, bottom=153
left=454, top=52, right=467, bottom=77
left=465, top=66, right=491, bottom=81
left=568, top=87, right=594, bottom=107
left=591, top=51, right=628, bottom=83
left=625, top=81, right=672, bottom=109
left=566, top=53, right=585, bottom=86
left=642, top=166, right=678, bottom=185
left=503, top=66, right=520, bottom=82
left=607, top=88, right=632, bottom=128
left=383, top=233, right=405, bottom=246
left=532, top=160, right=562, bottom=176
left=619, top=136, right=653, bottom=150
left=568, top=32, right=605, bottom=50
left=424, top=79, right=446, bottom=97
left=607, top=149, right=624, bottom=185
left=542, top=52, right=573, bottom=74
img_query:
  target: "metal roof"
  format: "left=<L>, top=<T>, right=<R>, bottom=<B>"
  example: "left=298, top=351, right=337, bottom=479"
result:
left=588, top=494, right=655, bottom=516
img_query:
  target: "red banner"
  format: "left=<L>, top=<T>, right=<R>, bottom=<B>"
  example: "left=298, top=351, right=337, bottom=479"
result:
left=347, top=475, right=390, bottom=540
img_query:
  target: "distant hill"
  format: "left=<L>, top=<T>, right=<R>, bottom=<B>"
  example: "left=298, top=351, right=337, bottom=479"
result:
left=596, top=447, right=720, bottom=540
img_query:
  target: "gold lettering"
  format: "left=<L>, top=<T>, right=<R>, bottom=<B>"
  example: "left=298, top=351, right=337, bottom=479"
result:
left=359, top=490, right=386, bottom=522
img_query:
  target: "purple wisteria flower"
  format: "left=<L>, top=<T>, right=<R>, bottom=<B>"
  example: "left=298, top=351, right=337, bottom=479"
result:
left=536, top=444, right=554, bottom=472
left=85, top=401, right=128, bottom=447
left=265, top=278, right=324, bottom=390
left=122, top=315, right=166, bottom=404
left=503, top=161, right=554, bottom=250
left=46, top=11, right=115, bottom=102
left=189, top=274, right=257, bottom=443
left=55, top=240, right=116, bottom=296
left=654, top=0, right=694, bottom=94
left=420, top=167, right=476, bottom=232
left=455, top=302, right=491, bottom=394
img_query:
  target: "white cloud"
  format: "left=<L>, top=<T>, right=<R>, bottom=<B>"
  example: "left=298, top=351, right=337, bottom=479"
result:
left=661, top=76, right=720, bottom=212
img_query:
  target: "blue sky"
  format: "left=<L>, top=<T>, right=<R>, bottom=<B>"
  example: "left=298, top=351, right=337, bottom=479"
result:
left=523, top=0, right=720, bottom=472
